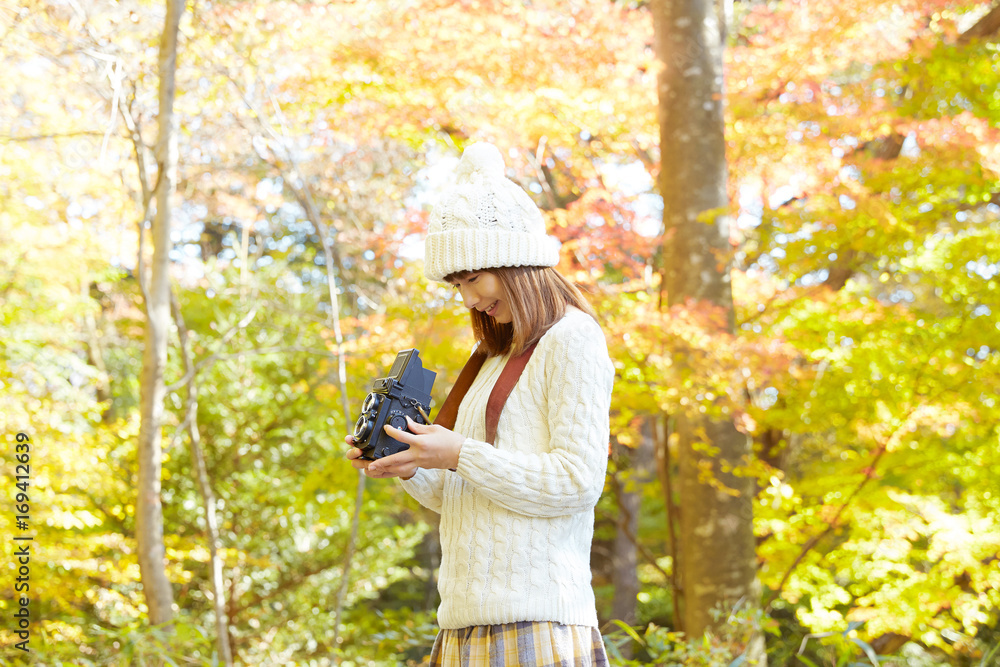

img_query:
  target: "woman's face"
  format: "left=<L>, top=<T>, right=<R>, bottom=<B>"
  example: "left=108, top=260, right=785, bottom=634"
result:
left=449, top=271, right=512, bottom=324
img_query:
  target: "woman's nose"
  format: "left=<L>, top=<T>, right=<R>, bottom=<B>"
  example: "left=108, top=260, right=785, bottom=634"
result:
left=459, top=285, right=478, bottom=309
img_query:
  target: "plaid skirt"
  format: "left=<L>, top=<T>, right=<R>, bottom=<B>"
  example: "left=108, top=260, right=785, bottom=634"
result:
left=427, top=621, right=609, bottom=667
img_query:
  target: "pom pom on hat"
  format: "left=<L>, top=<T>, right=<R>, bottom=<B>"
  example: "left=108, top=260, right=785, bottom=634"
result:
left=424, top=142, right=561, bottom=282
left=454, top=142, right=506, bottom=182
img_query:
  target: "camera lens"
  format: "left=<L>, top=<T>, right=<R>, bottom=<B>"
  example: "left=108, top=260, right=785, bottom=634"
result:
left=362, top=393, right=382, bottom=414
left=354, top=415, right=372, bottom=442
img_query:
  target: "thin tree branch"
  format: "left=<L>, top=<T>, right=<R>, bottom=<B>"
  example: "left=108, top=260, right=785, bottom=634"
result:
left=120, top=91, right=155, bottom=213
left=170, top=289, right=234, bottom=666
left=597, top=505, right=673, bottom=585
left=763, top=438, right=891, bottom=611
left=70, top=484, right=130, bottom=535
left=763, top=392, right=940, bottom=611
left=657, top=415, right=684, bottom=631
left=958, top=1, right=1000, bottom=44
left=523, top=137, right=559, bottom=210
left=136, top=215, right=151, bottom=313
left=229, top=556, right=347, bottom=617
left=0, top=131, right=106, bottom=142
left=122, top=89, right=154, bottom=312
left=164, top=345, right=337, bottom=395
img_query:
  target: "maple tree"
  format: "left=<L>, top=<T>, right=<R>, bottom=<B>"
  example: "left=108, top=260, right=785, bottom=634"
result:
left=1, top=0, right=999, bottom=665
left=727, top=0, right=999, bottom=649
left=652, top=0, right=762, bottom=660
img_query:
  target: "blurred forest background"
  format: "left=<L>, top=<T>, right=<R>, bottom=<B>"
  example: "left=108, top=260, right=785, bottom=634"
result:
left=1, top=0, right=999, bottom=665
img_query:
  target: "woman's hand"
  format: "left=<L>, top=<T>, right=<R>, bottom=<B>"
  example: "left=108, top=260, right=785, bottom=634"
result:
left=344, top=435, right=401, bottom=479
left=367, top=416, right=466, bottom=479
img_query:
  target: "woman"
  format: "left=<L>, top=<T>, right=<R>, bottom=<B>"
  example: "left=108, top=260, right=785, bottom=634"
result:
left=346, top=142, right=615, bottom=666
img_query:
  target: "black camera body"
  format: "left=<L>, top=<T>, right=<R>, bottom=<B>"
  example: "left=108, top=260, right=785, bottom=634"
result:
left=353, top=349, right=436, bottom=461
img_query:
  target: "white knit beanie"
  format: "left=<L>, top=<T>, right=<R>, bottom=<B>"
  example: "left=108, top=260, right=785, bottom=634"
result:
left=423, top=142, right=561, bottom=282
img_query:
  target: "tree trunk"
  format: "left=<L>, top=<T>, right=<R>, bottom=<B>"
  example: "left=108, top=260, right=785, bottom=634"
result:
left=610, top=420, right=656, bottom=629
left=136, top=0, right=183, bottom=628
left=610, top=445, right=640, bottom=630
left=652, top=0, right=763, bottom=658
left=171, top=294, right=234, bottom=666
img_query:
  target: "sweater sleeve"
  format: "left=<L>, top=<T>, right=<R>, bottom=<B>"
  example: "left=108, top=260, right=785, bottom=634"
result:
left=453, top=315, right=614, bottom=518
left=398, top=467, right=446, bottom=514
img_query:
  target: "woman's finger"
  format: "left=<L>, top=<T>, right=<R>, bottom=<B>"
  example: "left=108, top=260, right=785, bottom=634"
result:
left=383, top=422, right=419, bottom=445
left=404, top=415, right=435, bottom=434
left=370, top=450, right=414, bottom=476
left=371, top=451, right=410, bottom=470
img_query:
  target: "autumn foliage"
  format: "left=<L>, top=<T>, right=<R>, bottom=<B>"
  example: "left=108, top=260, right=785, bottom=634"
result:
left=1, top=0, right=998, bottom=665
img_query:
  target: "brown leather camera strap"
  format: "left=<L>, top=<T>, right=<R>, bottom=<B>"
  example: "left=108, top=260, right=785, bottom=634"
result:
left=484, top=342, right=537, bottom=445
left=433, top=349, right=486, bottom=431
left=434, top=342, right=538, bottom=445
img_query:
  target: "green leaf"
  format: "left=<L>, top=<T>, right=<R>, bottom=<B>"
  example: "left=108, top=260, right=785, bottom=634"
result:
left=850, top=638, right=882, bottom=666
left=610, top=619, right=646, bottom=646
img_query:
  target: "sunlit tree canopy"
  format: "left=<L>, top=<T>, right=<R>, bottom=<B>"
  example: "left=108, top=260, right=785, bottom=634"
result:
left=1, top=0, right=998, bottom=664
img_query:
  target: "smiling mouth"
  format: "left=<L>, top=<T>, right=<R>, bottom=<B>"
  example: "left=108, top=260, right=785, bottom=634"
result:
left=483, top=301, right=499, bottom=317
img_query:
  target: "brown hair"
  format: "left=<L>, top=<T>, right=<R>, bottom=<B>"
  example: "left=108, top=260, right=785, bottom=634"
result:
left=445, top=266, right=597, bottom=357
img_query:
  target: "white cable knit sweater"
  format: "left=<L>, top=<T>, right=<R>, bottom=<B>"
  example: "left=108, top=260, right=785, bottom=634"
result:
left=400, top=307, right=615, bottom=629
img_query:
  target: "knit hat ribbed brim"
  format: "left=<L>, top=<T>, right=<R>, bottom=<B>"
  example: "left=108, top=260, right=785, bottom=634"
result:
left=423, top=143, right=561, bottom=282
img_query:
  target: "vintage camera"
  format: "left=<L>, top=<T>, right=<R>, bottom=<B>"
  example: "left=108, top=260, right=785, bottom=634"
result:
left=353, top=349, right=436, bottom=461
